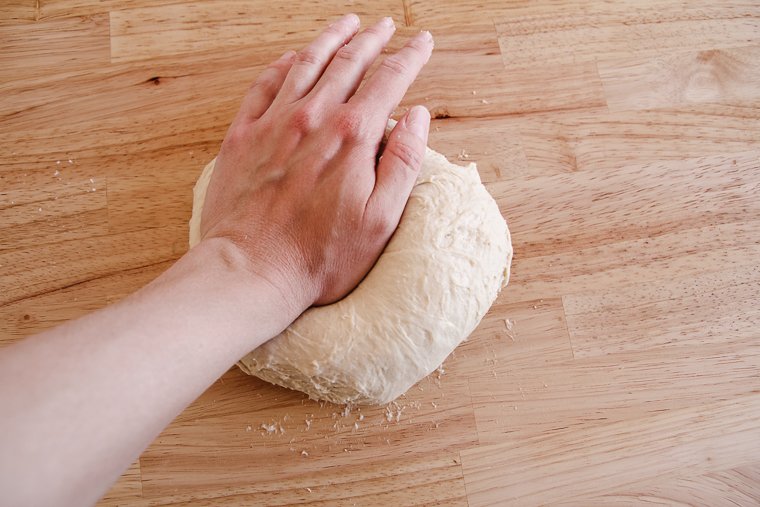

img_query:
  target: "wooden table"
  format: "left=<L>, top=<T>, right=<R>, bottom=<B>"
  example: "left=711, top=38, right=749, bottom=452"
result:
left=2, top=1, right=759, bottom=505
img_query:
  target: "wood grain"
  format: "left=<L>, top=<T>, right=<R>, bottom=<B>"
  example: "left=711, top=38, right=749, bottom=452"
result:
left=0, top=0, right=35, bottom=24
left=503, top=219, right=760, bottom=306
left=0, top=13, right=109, bottom=80
left=554, top=463, right=760, bottom=506
left=461, top=395, right=760, bottom=506
left=138, top=367, right=475, bottom=504
left=0, top=225, right=185, bottom=306
left=39, top=0, right=187, bottom=20
left=427, top=117, right=528, bottom=183
left=514, top=107, right=760, bottom=173
left=599, top=46, right=760, bottom=111
left=496, top=4, right=760, bottom=68
left=469, top=338, right=760, bottom=443
left=400, top=53, right=606, bottom=119
left=99, top=460, right=144, bottom=507
left=489, top=151, right=760, bottom=259
left=0, top=161, right=109, bottom=253
left=1, top=1, right=758, bottom=505
left=110, top=1, right=405, bottom=63
left=564, top=263, right=760, bottom=357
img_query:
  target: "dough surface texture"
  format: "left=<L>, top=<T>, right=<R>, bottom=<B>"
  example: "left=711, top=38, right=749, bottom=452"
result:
left=188, top=132, right=512, bottom=405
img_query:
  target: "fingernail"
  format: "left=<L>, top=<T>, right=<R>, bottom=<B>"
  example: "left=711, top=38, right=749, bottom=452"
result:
left=382, top=16, right=395, bottom=29
left=406, top=106, right=430, bottom=139
left=279, top=50, right=296, bottom=61
left=344, top=13, right=360, bottom=27
left=420, top=30, right=433, bottom=43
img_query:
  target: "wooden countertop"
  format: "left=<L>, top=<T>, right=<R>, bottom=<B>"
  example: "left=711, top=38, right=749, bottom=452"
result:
left=2, top=1, right=759, bottom=505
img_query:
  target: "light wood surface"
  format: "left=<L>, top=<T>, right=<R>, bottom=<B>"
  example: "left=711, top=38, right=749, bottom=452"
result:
left=2, top=1, right=759, bottom=505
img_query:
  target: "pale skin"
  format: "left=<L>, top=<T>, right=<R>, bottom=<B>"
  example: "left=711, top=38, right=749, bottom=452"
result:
left=0, top=14, right=433, bottom=507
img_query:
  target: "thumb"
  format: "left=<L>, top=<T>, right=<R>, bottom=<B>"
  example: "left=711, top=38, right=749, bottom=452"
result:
left=368, top=105, right=430, bottom=228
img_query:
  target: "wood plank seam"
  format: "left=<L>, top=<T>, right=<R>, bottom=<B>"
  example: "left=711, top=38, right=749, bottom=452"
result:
left=459, top=450, right=473, bottom=507
left=402, top=0, right=413, bottom=26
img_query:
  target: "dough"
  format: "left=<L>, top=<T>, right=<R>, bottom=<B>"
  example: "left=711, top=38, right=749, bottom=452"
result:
left=188, top=125, right=512, bottom=405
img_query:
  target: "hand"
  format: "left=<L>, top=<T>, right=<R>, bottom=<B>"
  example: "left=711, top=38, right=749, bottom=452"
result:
left=0, top=15, right=436, bottom=506
left=199, top=14, right=433, bottom=309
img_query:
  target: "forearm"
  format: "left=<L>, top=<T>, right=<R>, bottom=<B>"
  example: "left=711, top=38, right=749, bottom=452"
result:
left=0, top=238, right=301, bottom=507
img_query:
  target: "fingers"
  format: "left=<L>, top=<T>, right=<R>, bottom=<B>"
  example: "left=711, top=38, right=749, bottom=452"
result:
left=309, top=17, right=397, bottom=104
left=274, top=13, right=361, bottom=104
left=367, top=106, right=430, bottom=229
left=237, top=50, right=297, bottom=123
left=350, top=31, right=433, bottom=121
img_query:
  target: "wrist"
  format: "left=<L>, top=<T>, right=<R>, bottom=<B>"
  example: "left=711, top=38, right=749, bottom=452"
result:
left=173, top=237, right=310, bottom=333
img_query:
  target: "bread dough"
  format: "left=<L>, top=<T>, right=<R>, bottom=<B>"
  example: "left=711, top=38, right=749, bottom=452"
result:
left=188, top=126, right=512, bottom=405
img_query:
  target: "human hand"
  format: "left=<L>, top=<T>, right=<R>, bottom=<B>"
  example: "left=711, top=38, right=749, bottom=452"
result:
left=199, top=14, right=433, bottom=309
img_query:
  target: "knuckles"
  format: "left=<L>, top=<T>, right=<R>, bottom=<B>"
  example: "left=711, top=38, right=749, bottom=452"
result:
left=224, top=123, right=250, bottom=148
left=333, top=43, right=362, bottom=64
left=285, top=103, right=370, bottom=143
left=287, top=101, right=322, bottom=136
left=250, top=72, right=276, bottom=94
left=367, top=212, right=395, bottom=240
left=252, top=57, right=291, bottom=89
left=379, top=55, right=410, bottom=77
left=385, top=132, right=423, bottom=170
left=334, top=108, right=367, bottom=141
left=294, top=48, right=322, bottom=67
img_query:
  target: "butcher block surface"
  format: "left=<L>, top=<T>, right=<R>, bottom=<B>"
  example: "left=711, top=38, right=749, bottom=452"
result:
left=2, top=1, right=760, bottom=505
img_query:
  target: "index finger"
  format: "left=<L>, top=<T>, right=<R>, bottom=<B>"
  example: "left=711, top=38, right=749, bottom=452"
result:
left=349, top=30, right=433, bottom=120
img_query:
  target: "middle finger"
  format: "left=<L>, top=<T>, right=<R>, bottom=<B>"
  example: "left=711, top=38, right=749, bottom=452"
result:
left=308, top=16, right=397, bottom=104
left=275, top=13, right=361, bottom=104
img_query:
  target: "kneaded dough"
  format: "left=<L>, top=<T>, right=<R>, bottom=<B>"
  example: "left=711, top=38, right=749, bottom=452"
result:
left=189, top=125, right=512, bottom=405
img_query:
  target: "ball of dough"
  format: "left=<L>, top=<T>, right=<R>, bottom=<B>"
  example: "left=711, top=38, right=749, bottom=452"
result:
left=188, top=131, right=512, bottom=405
